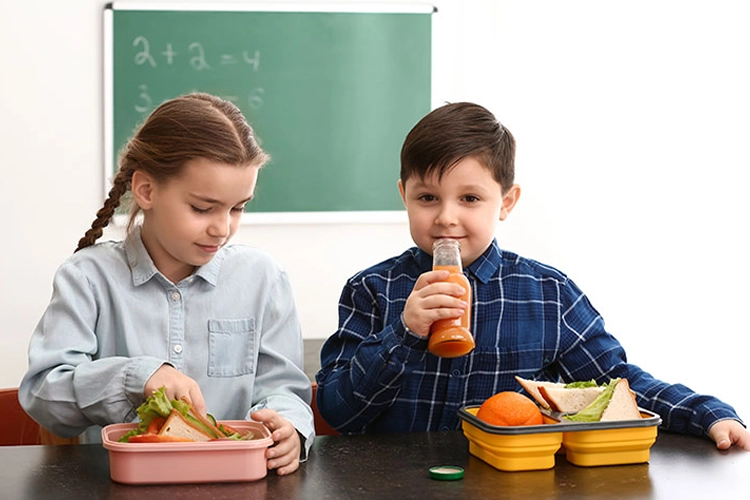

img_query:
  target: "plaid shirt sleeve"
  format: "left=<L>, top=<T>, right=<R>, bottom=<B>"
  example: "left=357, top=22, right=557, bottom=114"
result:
left=315, top=258, right=432, bottom=433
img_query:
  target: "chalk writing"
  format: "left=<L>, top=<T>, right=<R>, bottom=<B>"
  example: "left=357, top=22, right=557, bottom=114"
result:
left=128, top=37, right=264, bottom=114
left=130, top=36, right=260, bottom=72
left=133, top=36, right=156, bottom=67
left=134, top=84, right=153, bottom=113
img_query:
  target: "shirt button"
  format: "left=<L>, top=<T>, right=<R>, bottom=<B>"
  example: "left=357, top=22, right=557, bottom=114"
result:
left=451, top=369, right=461, bottom=377
left=171, top=291, right=181, bottom=301
left=173, top=344, right=183, bottom=354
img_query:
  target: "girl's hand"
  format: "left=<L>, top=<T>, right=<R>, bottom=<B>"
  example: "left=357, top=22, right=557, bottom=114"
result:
left=144, top=364, right=207, bottom=416
left=402, top=270, right=469, bottom=337
left=251, top=408, right=302, bottom=475
left=708, top=419, right=750, bottom=451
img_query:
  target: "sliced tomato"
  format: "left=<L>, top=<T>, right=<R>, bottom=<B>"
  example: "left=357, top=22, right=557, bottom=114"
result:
left=146, top=416, right=167, bottom=435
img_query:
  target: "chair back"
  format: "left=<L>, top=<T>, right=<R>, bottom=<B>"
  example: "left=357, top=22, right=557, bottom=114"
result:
left=0, top=387, right=42, bottom=445
left=311, top=382, right=339, bottom=436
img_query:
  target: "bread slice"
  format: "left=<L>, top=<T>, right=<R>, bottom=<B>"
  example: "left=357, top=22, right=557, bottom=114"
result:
left=538, top=385, right=604, bottom=413
left=514, top=376, right=566, bottom=409
left=600, top=378, right=641, bottom=421
left=159, top=409, right=213, bottom=442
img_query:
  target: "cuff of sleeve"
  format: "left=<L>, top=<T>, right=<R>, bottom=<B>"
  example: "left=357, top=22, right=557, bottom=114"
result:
left=398, top=316, right=429, bottom=351
left=124, top=357, right=170, bottom=405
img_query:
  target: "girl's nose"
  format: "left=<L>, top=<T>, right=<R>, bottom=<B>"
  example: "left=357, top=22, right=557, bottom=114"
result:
left=208, top=212, right=231, bottom=237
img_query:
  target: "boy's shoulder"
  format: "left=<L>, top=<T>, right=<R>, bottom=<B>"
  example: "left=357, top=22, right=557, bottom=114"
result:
left=495, top=247, right=570, bottom=283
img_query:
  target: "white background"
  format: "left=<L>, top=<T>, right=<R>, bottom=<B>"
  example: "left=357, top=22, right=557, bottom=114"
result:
left=1, top=0, right=748, bottom=420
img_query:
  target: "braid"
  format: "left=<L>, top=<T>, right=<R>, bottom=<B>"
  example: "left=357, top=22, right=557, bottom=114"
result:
left=74, top=169, right=132, bottom=252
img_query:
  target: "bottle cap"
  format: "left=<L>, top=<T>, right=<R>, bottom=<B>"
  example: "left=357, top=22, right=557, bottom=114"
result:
left=429, top=465, right=464, bottom=481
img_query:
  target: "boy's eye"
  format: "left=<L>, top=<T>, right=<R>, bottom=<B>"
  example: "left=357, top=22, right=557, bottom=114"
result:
left=191, top=205, right=210, bottom=214
left=463, top=195, right=479, bottom=203
left=417, top=194, right=436, bottom=202
left=231, top=205, right=246, bottom=213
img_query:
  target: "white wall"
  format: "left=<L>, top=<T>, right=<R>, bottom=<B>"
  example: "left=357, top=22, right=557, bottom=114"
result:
left=2, top=0, right=748, bottom=420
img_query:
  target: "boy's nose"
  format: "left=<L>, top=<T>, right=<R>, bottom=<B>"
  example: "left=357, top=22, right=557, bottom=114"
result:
left=435, top=204, right=458, bottom=226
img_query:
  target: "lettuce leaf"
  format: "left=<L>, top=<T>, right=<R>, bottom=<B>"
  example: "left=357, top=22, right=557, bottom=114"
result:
left=564, top=378, right=620, bottom=422
left=564, top=379, right=599, bottom=389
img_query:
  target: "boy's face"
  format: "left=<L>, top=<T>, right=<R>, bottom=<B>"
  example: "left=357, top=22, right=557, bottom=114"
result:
left=398, top=156, right=520, bottom=267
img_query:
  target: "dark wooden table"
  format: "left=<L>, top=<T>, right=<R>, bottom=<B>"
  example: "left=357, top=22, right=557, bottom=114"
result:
left=1, top=430, right=748, bottom=499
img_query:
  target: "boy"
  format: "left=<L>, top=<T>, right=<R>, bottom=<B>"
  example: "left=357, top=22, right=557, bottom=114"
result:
left=315, top=102, right=750, bottom=450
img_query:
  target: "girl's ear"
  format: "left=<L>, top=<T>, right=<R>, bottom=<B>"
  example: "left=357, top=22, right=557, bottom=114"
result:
left=131, top=170, right=156, bottom=210
left=499, top=184, right=521, bottom=221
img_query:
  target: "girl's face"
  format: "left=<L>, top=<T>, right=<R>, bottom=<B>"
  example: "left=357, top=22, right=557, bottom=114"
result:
left=135, top=158, right=259, bottom=283
left=398, top=156, right=520, bottom=267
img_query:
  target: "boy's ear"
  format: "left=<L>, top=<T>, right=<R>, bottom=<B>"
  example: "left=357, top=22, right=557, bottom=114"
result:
left=397, top=179, right=407, bottom=207
left=499, top=184, right=521, bottom=221
left=131, top=170, right=156, bottom=210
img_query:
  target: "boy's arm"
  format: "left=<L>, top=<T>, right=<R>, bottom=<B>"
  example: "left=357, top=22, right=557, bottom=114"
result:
left=555, top=281, right=744, bottom=438
left=315, top=278, right=427, bottom=433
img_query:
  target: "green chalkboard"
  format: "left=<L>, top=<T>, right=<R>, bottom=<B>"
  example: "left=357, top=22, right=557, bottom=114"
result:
left=104, top=3, right=432, bottom=217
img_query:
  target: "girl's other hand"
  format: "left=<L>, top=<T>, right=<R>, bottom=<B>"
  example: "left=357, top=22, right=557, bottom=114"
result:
left=251, top=408, right=302, bottom=475
left=144, top=364, right=207, bottom=416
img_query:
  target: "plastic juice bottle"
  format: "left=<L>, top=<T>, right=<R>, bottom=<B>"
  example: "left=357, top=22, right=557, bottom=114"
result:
left=428, top=238, right=475, bottom=358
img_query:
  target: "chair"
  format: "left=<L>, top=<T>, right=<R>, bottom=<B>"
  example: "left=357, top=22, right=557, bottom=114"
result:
left=3, top=384, right=338, bottom=443
left=0, top=387, right=42, bottom=445
left=0, top=388, right=79, bottom=445
left=311, top=382, right=339, bottom=436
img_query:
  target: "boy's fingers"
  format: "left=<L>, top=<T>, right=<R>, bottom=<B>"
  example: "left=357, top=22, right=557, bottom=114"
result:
left=414, top=270, right=450, bottom=289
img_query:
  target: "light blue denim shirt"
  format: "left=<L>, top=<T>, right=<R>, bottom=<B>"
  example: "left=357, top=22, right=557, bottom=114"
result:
left=19, top=228, right=314, bottom=457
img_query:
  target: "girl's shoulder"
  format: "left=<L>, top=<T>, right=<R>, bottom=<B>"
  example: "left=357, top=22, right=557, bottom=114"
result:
left=218, top=243, right=286, bottom=274
left=64, top=239, right=127, bottom=270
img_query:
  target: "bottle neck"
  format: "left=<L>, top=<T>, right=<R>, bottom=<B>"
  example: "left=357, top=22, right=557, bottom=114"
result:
left=432, top=239, right=462, bottom=270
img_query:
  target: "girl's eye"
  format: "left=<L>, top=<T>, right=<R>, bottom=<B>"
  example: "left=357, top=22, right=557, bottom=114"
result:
left=191, top=205, right=210, bottom=214
left=231, top=205, right=246, bottom=213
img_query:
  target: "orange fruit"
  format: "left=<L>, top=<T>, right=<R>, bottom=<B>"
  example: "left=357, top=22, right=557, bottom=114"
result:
left=476, top=391, right=544, bottom=426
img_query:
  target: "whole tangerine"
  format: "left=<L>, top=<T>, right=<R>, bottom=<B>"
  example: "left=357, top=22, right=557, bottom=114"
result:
left=476, top=391, right=544, bottom=426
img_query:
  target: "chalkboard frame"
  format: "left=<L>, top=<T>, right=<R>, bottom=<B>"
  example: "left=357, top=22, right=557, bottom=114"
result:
left=103, top=1, right=434, bottom=224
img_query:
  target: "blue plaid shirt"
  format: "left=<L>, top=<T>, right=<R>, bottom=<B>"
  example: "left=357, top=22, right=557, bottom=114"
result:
left=316, top=239, right=741, bottom=436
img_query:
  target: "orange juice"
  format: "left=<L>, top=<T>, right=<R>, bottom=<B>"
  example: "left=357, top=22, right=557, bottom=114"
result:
left=428, top=239, right=475, bottom=358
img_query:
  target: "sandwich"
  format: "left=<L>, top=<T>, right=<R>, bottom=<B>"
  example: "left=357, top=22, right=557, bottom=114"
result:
left=564, top=378, right=642, bottom=422
left=119, top=387, right=253, bottom=443
left=538, top=382, right=604, bottom=413
left=515, top=375, right=642, bottom=422
left=514, top=376, right=567, bottom=410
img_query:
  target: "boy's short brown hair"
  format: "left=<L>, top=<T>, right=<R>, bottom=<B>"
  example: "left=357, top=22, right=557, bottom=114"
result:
left=400, top=102, right=515, bottom=192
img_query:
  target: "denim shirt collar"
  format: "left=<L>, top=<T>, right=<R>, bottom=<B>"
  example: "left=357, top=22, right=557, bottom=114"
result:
left=125, top=227, right=221, bottom=287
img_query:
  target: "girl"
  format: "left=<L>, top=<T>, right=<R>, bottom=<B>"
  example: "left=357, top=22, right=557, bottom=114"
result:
left=20, top=93, right=314, bottom=475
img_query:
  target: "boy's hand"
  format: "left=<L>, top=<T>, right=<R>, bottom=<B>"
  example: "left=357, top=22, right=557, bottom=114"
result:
left=251, top=408, right=302, bottom=475
left=403, top=270, right=469, bottom=337
left=145, top=364, right=207, bottom=416
left=708, top=420, right=750, bottom=451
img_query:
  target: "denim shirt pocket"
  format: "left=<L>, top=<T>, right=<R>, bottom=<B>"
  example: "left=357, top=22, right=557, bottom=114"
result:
left=207, top=318, right=256, bottom=377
